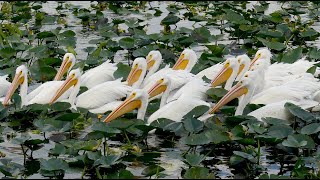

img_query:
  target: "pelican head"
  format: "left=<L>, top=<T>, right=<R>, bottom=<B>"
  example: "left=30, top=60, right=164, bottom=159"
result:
left=2, top=65, right=28, bottom=106
left=54, top=53, right=76, bottom=81
left=250, top=48, right=272, bottom=69
left=126, top=57, right=147, bottom=88
left=103, top=89, right=149, bottom=123
left=209, top=70, right=257, bottom=114
left=211, top=57, right=238, bottom=88
left=172, top=49, right=197, bottom=72
left=49, top=68, right=82, bottom=105
left=147, top=75, right=171, bottom=99
left=146, top=50, right=162, bottom=71
left=235, top=54, right=251, bottom=81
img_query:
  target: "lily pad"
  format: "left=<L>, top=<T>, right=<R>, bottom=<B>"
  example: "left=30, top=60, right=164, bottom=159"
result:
left=284, top=102, right=315, bottom=122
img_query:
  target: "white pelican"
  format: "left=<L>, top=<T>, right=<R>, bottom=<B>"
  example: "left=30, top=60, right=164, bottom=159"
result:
left=208, top=69, right=319, bottom=122
left=246, top=59, right=320, bottom=104
left=103, top=86, right=210, bottom=124
left=2, top=65, right=73, bottom=107
left=195, top=63, right=223, bottom=80
left=251, top=74, right=320, bottom=105
left=147, top=75, right=210, bottom=108
left=145, top=50, right=163, bottom=79
left=251, top=48, right=319, bottom=79
left=0, top=75, right=11, bottom=98
left=49, top=58, right=147, bottom=114
left=54, top=53, right=117, bottom=89
left=171, top=49, right=198, bottom=72
left=210, top=57, right=240, bottom=90
left=195, top=54, right=250, bottom=82
left=142, top=49, right=198, bottom=101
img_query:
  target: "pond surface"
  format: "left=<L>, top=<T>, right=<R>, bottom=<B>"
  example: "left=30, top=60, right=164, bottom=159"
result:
left=0, top=1, right=320, bottom=179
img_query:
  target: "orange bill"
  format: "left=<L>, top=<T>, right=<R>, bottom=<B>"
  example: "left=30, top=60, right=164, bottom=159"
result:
left=54, top=56, right=72, bottom=81
left=49, top=74, right=78, bottom=104
left=211, top=64, right=233, bottom=87
left=147, top=79, right=167, bottom=98
left=103, top=93, right=142, bottom=123
left=209, top=82, right=248, bottom=114
left=2, top=72, right=24, bottom=106
left=172, top=54, right=189, bottom=70
left=126, top=65, right=142, bottom=86
left=249, top=54, right=261, bottom=69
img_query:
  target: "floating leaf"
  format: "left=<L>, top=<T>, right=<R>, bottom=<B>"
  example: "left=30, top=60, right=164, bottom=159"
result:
left=281, top=47, right=303, bottom=63
left=284, top=102, right=315, bottom=122
left=267, top=124, right=294, bottom=139
left=161, top=14, right=180, bottom=25
left=185, top=153, right=205, bottom=166
left=300, top=28, right=318, bottom=37
left=183, top=166, right=213, bottom=179
left=113, top=62, right=131, bottom=80
left=0, top=47, right=16, bottom=59
left=119, top=37, right=135, bottom=49
left=205, top=129, right=230, bottom=144
left=257, top=37, right=286, bottom=51
left=141, top=164, right=165, bottom=177
left=183, top=132, right=210, bottom=145
left=300, top=123, right=320, bottom=135
left=39, top=158, right=68, bottom=171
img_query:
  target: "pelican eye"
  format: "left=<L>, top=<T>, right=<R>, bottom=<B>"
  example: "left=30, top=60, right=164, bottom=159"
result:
left=132, top=93, right=136, bottom=96
left=238, top=59, right=240, bottom=63
left=244, top=74, right=248, bottom=77
left=161, top=78, right=164, bottom=81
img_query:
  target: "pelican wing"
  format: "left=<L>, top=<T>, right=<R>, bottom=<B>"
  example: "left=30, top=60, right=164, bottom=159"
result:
left=147, top=98, right=210, bottom=124
left=251, top=75, right=320, bottom=104
left=195, top=63, right=223, bottom=80
left=89, top=100, right=123, bottom=114
left=27, top=81, right=72, bottom=105
left=76, top=79, right=132, bottom=110
left=81, top=61, right=117, bottom=89
left=0, top=76, right=11, bottom=97
left=167, top=78, right=210, bottom=103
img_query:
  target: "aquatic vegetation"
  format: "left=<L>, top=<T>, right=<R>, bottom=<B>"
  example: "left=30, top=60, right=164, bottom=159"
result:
left=0, top=1, right=320, bottom=179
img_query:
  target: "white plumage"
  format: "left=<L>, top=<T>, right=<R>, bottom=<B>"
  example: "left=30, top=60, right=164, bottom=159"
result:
left=0, top=75, right=11, bottom=97
left=75, top=79, right=133, bottom=113
left=54, top=53, right=117, bottom=89
left=147, top=96, right=210, bottom=124
left=2, top=65, right=72, bottom=107
left=80, top=60, right=117, bottom=89
left=195, top=63, right=223, bottom=80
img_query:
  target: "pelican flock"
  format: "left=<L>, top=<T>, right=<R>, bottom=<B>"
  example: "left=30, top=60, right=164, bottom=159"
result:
left=2, top=47, right=320, bottom=128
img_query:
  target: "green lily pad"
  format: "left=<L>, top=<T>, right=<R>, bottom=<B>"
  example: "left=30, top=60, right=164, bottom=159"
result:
left=282, top=134, right=308, bottom=148
left=183, top=132, right=211, bottom=145
left=284, top=102, right=315, bottom=122
left=119, top=37, right=135, bottom=49
left=93, top=155, right=120, bottom=167
left=281, top=47, right=303, bottom=63
left=183, top=166, right=214, bottom=179
left=182, top=117, right=203, bottom=133
left=161, top=13, right=180, bottom=26
left=0, top=47, right=16, bottom=59
left=39, top=158, right=68, bottom=171
left=113, top=62, right=131, bottom=80
left=54, top=112, right=81, bottom=121
left=267, top=124, right=294, bottom=139
left=257, top=37, right=286, bottom=51
left=185, top=153, right=206, bottom=166
left=300, top=123, right=320, bottom=135
left=300, top=28, right=318, bottom=37
left=50, top=102, right=71, bottom=112
left=141, top=164, right=165, bottom=177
